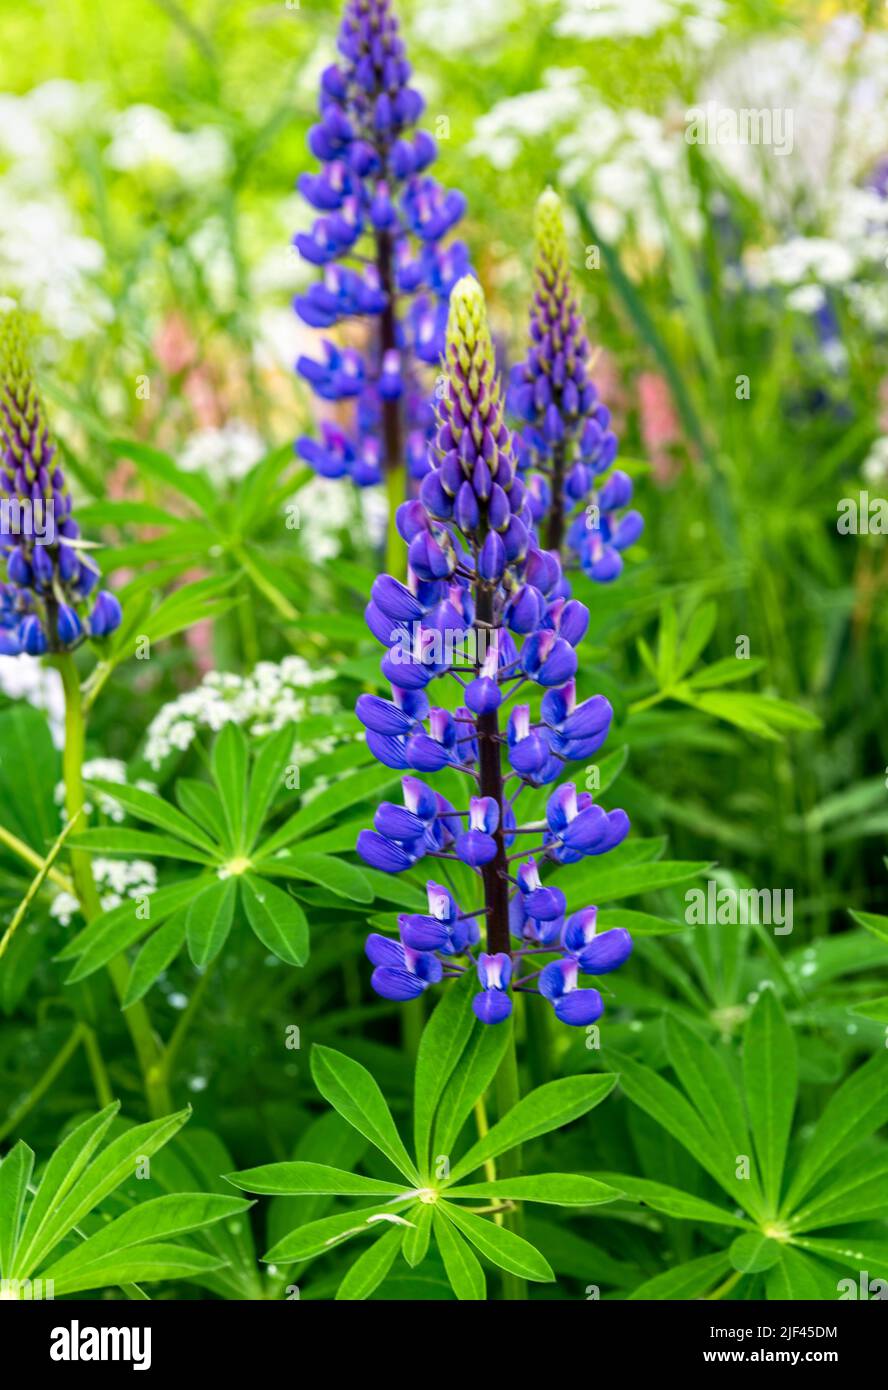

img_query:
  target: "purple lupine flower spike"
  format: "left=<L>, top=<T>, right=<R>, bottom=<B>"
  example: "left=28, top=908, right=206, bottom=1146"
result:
left=294, top=0, right=469, bottom=499
left=355, top=275, right=633, bottom=1027
left=0, top=303, right=122, bottom=656
left=509, top=188, right=643, bottom=579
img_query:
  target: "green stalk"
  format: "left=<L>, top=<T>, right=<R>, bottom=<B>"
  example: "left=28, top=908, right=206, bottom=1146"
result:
left=493, top=1028, right=527, bottom=1300
left=56, top=654, right=171, bottom=1118
left=385, top=457, right=405, bottom=580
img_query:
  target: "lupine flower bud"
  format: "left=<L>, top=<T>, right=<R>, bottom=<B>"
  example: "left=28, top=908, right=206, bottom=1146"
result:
left=0, top=303, right=122, bottom=655
left=355, top=276, right=633, bottom=1027
left=294, top=0, right=469, bottom=494
left=509, top=188, right=643, bottom=576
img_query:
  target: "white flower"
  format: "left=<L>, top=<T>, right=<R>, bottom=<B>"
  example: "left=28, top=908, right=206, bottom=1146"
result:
left=786, top=284, right=827, bottom=314
left=105, top=105, right=231, bottom=184
left=51, top=859, right=157, bottom=926
left=554, top=0, right=724, bottom=46
left=179, top=421, right=265, bottom=485
left=862, top=437, right=888, bottom=486
left=0, top=656, right=65, bottom=745
left=469, top=69, right=587, bottom=171
left=144, top=658, right=339, bottom=769
left=294, top=476, right=387, bottom=563
left=55, top=759, right=157, bottom=823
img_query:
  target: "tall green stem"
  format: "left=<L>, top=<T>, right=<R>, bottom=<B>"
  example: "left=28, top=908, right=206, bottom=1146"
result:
left=493, top=1028, right=527, bottom=1300
left=56, top=654, right=170, bottom=1118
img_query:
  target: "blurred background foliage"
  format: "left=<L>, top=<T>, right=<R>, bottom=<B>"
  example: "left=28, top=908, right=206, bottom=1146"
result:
left=1, top=0, right=888, bottom=1299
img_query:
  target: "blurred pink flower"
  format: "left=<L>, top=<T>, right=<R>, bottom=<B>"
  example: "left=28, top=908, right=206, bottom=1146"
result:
left=637, top=371, right=681, bottom=484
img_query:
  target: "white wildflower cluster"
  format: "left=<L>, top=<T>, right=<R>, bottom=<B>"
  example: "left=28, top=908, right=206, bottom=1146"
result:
left=0, top=655, right=65, bottom=745
left=51, top=858, right=157, bottom=928
left=554, top=0, right=725, bottom=48
left=105, top=105, right=232, bottom=184
left=54, top=759, right=157, bottom=824
left=143, top=657, right=339, bottom=769
left=862, top=438, right=888, bottom=487
left=0, top=82, right=111, bottom=341
left=179, top=421, right=265, bottom=485
left=295, top=476, right=388, bottom=563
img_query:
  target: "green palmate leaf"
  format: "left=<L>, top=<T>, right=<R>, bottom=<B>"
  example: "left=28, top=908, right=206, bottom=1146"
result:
left=175, top=779, right=229, bottom=845
left=851, top=996, right=888, bottom=1023
left=565, top=859, right=712, bottom=910
left=665, top=1015, right=763, bottom=1215
left=48, top=1245, right=226, bottom=1298
left=450, top=1174, right=622, bottom=1206
left=766, top=1247, right=839, bottom=1301
left=335, top=1223, right=404, bottom=1301
left=85, top=780, right=217, bottom=854
left=16, top=1108, right=191, bottom=1278
left=790, top=1151, right=888, bottom=1231
left=211, top=724, right=249, bottom=851
left=259, top=765, right=403, bottom=857
left=413, top=974, right=477, bottom=1175
left=108, top=438, right=216, bottom=513
left=64, top=878, right=208, bottom=984
left=244, top=729, right=294, bottom=851
left=606, top=1049, right=747, bottom=1209
left=433, top=1208, right=486, bottom=1301
left=0, top=1141, right=34, bottom=1277
left=743, top=990, right=797, bottom=1214
left=68, top=828, right=213, bottom=863
left=591, top=1173, right=750, bottom=1228
left=40, top=1193, right=251, bottom=1282
left=794, top=1238, right=888, bottom=1282
left=242, top=874, right=309, bottom=967
left=597, top=908, right=686, bottom=936
left=440, top=1202, right=554, bottom=1283
left=58, top=877, right=202, bottom=963
left=675, top=601, right=717, bottom=680
left=186, top=877, right=238, bottom=968
left=628, top=1250, right=732, bottom=1301
left=263, top=1202, right=409, bottom=1264
left=729, top=1233, right=782, bottom=1274
left=226, top=1162, right=407, bottom=1198
left=122, top=909, right=189, bottom=1007
left=431, top=1016, right=511, bottom=1160
left=310, top=1046, right=419, bottom=1183
left=0, top=705, right=58, bottom=849
left=449, top=1075, right=617, bottom=1184
left=688, top=657, right=767, bottom=689
left=782, top=1052, right=888, bottom=1215
left=265, top=850, right=372, bottom=903
left=402, top=1203, right=433, bottom=1268
left=14, top=1105, right=120, bottom=1275
left=850, top=909, right=888, bottom=945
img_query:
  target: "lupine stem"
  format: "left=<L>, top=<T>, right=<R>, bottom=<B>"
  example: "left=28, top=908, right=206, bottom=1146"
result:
left=56, top=654, right=170, bottom=1119
left=493, top=1027, right=527, bottom=1300
left=545, top=439, right=566, bottom=551
left=474, top=585, right=511, bottom=956
left=377, top=228, right=406, bottom=579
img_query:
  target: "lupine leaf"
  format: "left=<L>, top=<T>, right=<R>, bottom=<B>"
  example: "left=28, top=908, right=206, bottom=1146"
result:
left=431, top=1015, right=511, bottom=1161
left=440, top=1203, right=554, bottom=1282
left=226, top=1162, right=407, bottom=1198
left=263, top=1203, right=411, bottom=1264
left=766, top=1247, right=839, bottom=1300
left=57, top=878, right=203, bottom=963
left=244, top=729, right=294, bottom=851
left=743, top=990, right=797, bottom=1214
left=48, top=1244, right=226, bottom=1297
left=0, top=1141, right=34, bottom=1278
left=263, top=850, right=373, bottom=903
left=186, top=876, right=238, bottom=968
left=310, top=1046, right=419, bottom=1183
left=433, top=1207, right=486, bottom=1300
left=564, top=859, right=712, bottom=910
left=402, top=1202, right=433, bottom=1267
left=211, top=723, right=249, bottom=851
left=85, top=780, right=217, bottom=852
left=17, top=1108, right=191, bottom=1278
left=335, top=1223, right=404, bottom=1301
left=258, top=766, right=403, bottom=856
left=729, top=1232, right=782, bottom=1273
left=628, top=1250, right=732, bottom=1300
left=590, top=1173, right=750, bottom=1228
left=68, top=828, right=213, bottom=863
left=449, top=1174, right=622, bottom=1206
left=242, top=874, right=309, bottom=966
left=790, top=1151, right=888, bottom=1231
left=122, top=909, right=190, bottom=1007
left=175, top=778, right=229, bottom=845
left=413, top=973, right=477, bottom=1176
left=449, top=1075, right=616, bottom=1183
left=782, top=1052, right=888, bottom=1214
